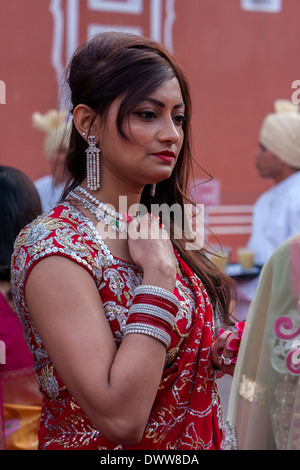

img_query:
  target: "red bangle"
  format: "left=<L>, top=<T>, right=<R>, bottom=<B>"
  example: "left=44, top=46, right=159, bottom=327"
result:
left=123, top=285, right=180, bottom=349
left=132, top=294, right=178, bottom=316
left=126, top=313, right=173, bottom=335
left=133, top=293, right=178, bottom=309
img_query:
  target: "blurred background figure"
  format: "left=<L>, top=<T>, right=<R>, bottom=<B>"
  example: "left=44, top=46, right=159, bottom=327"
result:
left=235, top=100, right=300, bottom=321
left=224, top=233, right=300, bottom=450
left=248, top=99, right=300, bottom=266
left=0, top=166, right=42, bottom=450
left=32, top=110, right=71, bottom=212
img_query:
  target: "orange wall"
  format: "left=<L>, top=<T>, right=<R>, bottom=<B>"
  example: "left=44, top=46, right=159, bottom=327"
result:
left=1, top=0, right=299, bottom=208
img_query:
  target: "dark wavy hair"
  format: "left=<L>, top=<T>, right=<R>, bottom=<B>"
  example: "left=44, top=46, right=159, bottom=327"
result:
left=0, top=166, right=42, bottom=281
left=62, top=32, right=235, bottom=326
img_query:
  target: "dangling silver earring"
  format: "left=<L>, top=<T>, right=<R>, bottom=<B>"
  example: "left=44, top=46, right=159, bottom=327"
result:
left=150, top=183, right=156, bottom=197
left=86, top=135, right=100, bottom=191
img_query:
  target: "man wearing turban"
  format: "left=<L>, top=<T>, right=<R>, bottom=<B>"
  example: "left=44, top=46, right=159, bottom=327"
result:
left=235, top=100, right=300, bottom=321
left=32, top=110, right=71, bottom=213
left=248, top=100, right=300, bottom=266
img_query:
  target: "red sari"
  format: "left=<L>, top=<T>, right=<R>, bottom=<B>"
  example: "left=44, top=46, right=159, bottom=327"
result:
left=11, top=203, right=223, bottom=450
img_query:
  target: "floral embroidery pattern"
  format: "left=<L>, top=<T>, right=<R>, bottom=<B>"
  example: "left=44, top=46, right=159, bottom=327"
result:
left=273, top=311, right=300, bottom=375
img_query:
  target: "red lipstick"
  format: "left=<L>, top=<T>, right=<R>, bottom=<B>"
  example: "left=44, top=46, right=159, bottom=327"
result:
left=152, top=150, right=176, bottom=162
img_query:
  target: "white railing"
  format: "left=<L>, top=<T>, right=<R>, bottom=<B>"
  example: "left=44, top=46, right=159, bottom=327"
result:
left=206, top=205, right=253, bottom=235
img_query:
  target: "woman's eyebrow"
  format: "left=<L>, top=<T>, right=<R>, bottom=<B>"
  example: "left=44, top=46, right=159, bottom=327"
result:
left=143, top=97, right=185, bottom=109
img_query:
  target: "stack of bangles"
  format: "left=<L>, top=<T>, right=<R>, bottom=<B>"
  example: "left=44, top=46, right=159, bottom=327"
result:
left=124, top=285, right=180, bottom=349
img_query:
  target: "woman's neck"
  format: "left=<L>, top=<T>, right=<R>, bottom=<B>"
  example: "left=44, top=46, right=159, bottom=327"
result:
left=79, top=180, right=143, bottom=217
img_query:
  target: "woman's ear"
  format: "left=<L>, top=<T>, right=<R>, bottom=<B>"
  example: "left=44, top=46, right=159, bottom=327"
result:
left=72, top=104, right=97, bottom=139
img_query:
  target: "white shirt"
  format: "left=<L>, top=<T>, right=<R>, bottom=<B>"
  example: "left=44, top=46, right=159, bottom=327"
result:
left=34, top=175, right=65, bottom=213
left=248, top=171, right=300, bottom=265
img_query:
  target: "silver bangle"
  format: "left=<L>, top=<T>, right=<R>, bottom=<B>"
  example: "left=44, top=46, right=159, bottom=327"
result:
left=124, top=323, right=171, bottom=348
left=128, top=303, right=176, bottom=327
left=134, top=285, right=180, bottom=310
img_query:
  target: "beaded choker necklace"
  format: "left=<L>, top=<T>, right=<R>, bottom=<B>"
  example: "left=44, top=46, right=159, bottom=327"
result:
left=69, top=186, right=128, bottom=232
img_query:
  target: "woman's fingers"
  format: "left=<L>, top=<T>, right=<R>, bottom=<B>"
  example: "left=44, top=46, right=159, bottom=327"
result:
left=212, top=330, right=240, bottom=376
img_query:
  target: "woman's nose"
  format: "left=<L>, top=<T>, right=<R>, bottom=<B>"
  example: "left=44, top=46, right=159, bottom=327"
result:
left=158, top=117, right=181, bottom=143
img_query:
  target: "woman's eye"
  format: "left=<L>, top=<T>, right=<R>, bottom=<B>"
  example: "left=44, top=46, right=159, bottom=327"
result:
left=136, top=111, right=157, bottom=120
left=173, top=114, right=186, bottom=126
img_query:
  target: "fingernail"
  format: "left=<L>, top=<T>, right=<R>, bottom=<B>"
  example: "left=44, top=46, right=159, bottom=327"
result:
left=122, top=212, right=133, bottom=223
left=228, top=338, right=240, bottom=351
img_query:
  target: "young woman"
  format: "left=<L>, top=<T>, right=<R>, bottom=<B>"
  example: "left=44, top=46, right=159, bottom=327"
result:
left=11, top=32, right=238, bottom=450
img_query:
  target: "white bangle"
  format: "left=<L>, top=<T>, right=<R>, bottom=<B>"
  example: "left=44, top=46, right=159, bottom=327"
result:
left=123, top=323, right=171, bottom=348
left=128, top=303, right=176, bottom=328
left=134, top=285, right=180, bottom=310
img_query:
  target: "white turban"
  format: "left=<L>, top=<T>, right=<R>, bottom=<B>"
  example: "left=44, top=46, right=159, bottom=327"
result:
left=259, top=100, right=300, bottom=169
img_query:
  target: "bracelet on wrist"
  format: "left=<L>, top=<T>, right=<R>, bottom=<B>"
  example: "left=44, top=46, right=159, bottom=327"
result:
left=123, top=285, right=180, bottom=349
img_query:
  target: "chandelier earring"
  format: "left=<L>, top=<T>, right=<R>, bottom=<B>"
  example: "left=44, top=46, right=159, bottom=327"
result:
left=86, top=135, right=100, bottom=191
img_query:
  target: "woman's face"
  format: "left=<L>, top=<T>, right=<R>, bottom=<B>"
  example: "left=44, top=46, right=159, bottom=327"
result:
left=95, top=77, right=185, bottom=190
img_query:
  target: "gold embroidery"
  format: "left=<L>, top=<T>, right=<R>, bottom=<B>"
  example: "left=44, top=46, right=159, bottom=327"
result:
left=39, top=364, right=66, bottom=400
left=39, top=365, right=59, bottom=400
left=145, top=404, right=176, bottom=445
left=165, top=324, right=191, bottom=367
left=238, top=374, right=268, bottom=406
left=123, top=291, right=130, bottom=305
left=196, top=373, right=208, bottom=395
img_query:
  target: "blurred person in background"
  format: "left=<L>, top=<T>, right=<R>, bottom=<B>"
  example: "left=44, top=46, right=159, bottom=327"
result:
left=32, top=110, right=71, bottom=212
left=236, top=100, right=300, bottom=321
left=224, top=233, right=300, bottom=450
left=248, top=99, right=300, bottom=266
left=0, top=166, right=42, bottom=450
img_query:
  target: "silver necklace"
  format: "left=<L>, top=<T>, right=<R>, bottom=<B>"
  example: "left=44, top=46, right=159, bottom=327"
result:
left=76, top=186, right=122, bottom=220
left=69, top=188, right=127, bottom=232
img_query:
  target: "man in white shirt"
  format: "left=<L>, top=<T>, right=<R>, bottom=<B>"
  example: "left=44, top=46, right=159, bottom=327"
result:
left=248, top=100, right=300, bottom=265
left=236, top=100, right=300, bottom=319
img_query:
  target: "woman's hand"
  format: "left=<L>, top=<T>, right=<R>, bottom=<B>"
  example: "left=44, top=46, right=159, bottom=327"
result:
left=211, top=329, right=240, bottom=376
left=126, top=213, right=177, bottom=292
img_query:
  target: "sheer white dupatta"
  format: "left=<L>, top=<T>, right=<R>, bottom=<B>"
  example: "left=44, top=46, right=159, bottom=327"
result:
left=223, top=234, right=300, bottom=450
